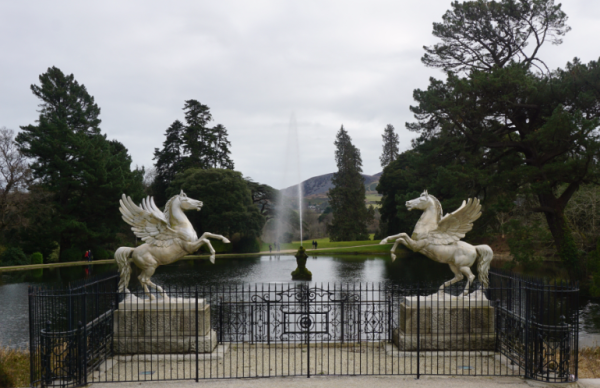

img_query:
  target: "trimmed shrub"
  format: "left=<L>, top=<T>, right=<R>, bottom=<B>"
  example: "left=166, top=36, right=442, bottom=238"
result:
left=93, top=249, right=112, bottom=261
left=30, top=252, right=43, bottom=265
left=235, top=236, right=261, bottom=253
left=0, top=248, right=29, bottom=266
left=60, top=248, right=83, bottom=262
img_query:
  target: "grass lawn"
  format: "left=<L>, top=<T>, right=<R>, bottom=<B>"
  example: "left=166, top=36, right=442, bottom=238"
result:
left=0, top=259, right=115, bottom=273
left=260, top=235, right=382, bottom=252
left=309, top=243, right=393, bottom=254
left=0, top=345, right=29, bottom=387
left=365, top=194, right=382, bottom=202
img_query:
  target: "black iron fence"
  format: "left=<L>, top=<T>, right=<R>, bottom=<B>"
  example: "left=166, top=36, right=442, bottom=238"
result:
left=29, top=270, right=579, bottom=387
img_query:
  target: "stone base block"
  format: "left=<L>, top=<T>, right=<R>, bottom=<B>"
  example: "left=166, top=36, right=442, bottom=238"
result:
left=114, top=329, right=217, bottom=354
left=399, top=292, right=495, bottom=336
left=393, top=328, right=495, bottom=351
left=113, top=295, right=217, bottom=354
left=114, top=296, right=212, bottom=337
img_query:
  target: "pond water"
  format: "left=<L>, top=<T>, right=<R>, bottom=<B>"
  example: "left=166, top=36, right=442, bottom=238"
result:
left=1, top=254, right=599, bottom=349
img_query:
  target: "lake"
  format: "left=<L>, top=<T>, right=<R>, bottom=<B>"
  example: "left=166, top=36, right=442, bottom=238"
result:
left=1, top=254, right=599, bottom=348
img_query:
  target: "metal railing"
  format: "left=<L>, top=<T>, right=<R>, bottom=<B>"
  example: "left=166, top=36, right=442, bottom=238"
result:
left=28, top=270, right=579, bottom=386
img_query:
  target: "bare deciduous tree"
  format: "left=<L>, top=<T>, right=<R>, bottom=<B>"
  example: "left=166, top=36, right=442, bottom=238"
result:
left=0, top=127, right=31, bottom=231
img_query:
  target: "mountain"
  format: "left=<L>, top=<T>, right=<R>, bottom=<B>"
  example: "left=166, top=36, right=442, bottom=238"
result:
left=281, top=172, right=382, bottom=198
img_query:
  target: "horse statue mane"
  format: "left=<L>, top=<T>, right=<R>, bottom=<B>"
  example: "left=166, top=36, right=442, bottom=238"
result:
left=425, top=191, right=443, bottom=223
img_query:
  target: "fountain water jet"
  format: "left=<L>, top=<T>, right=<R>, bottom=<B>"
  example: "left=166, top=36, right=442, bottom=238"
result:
left=274, top=113, right=303, bottom=248
left=271, top=113, right=311, bottom=280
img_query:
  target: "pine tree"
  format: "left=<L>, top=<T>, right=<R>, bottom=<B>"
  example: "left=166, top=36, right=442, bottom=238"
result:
left=152, top=100, right=234, bottom=203
left=406, top=0, right=600, bottom=281
left=183, top=99, right=213, bottom=170
left=379, top=124, right=399, bottom=168
left=328, top=126, right=371, bottom=241
left=152, top=120, right=185, bottom=205
left=16, top=66, right=144, bottom=259
left=182, top=100, right=234, bottom=170
left=210, top=124, right=234, bottom=169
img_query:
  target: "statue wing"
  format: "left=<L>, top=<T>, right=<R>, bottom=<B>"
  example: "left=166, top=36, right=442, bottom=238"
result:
left=427, top=198, right=482, bottom=245
left=119, top=194, right=180, bottom=247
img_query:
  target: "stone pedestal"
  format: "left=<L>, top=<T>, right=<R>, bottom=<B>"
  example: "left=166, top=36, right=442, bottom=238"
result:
left=113, top=296, right=217, bottom=354
left=393, top=290, right=495, bottom=351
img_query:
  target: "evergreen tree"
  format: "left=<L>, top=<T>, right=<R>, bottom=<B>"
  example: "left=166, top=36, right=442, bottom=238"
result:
left=152, top=100, right=234, bottom=203
left=328, top=126, right=371, bottom=241
left=210, top=124, right=234, bottom=169
left=16, top=66, right=144, bottom=259
left=406, top=0, right=600, bottom=280
left=152, top=120, right=185, bottom=205
left=182, top=100, right=234, bottom=171
left=422, top=0, right=570, bottom=74
left=379, top=124, right=399, bottom=168
left=183, top=99, right=214, bottom=170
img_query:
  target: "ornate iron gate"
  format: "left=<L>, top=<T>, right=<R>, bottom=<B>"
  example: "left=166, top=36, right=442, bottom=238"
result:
left=216, top=283, right=391, bottom=376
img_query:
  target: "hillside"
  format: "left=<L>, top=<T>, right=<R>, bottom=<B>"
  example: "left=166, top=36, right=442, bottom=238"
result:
left=281, top=172, right=382, bottom=199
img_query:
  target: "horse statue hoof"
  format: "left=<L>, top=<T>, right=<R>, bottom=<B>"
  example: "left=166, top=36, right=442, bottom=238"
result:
left=380, top=239, right=388, bottom=244
left=222, top=238, right=231, bottom=244
left=390, top=253, right=396, bottom=262
left=209, top=254, right=216, bottom=264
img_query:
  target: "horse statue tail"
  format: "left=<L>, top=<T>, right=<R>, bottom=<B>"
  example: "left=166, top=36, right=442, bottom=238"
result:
left=475, top=245, right=494, bottom=288
left=115, top=247, right=134, bottom=293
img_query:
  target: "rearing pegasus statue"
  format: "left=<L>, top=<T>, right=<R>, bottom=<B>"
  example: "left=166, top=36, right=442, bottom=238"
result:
left=380, top=190, right=493, bottom=295
left=115, top=190, right=230, bottom=299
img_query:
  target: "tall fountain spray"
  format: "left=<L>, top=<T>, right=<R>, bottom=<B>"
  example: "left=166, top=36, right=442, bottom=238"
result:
left=273, top=114, right=311, bottom=280
left=275, top=113, right=303, bottom=247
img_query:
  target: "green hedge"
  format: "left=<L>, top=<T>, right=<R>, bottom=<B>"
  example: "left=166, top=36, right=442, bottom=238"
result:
left=60, top=248, right=83, bottom=262
left=0, top=247, right=29, bottom=266
left=93, top=249, right=113, bottom=260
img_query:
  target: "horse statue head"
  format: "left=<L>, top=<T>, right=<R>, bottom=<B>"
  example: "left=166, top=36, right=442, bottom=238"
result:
left=173, top=190, right=203, bottom=212
left=406, top=190, right=443, bottom=224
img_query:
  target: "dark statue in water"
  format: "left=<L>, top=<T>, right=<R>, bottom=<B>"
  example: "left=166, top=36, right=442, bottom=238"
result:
left=291, top=246, right=312, bottom=280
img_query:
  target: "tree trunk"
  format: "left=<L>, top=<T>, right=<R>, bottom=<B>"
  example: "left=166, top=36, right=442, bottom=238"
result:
left=538, top=193, right=580, bottom=279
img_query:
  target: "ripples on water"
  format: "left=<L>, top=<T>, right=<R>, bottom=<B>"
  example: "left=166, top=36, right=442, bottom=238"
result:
left=1, top=254, right=599, bottom=348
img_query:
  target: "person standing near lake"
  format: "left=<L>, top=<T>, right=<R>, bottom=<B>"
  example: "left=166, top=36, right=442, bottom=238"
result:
left=269, top=244, right=272, bottom=253
left=86, top=250, right=93, bottom=276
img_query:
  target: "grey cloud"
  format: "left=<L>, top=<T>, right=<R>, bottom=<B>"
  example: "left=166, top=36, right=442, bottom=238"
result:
left=1, top=0, right=599, bottom=189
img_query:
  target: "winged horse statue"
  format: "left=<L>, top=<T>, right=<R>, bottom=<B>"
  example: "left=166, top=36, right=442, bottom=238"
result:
left=115, top=190, right=230, bottom=299
left=380, top=190, right=493, bottom=295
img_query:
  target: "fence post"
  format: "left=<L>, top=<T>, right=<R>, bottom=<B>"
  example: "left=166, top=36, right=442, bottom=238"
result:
left=306, top=284, right=311, bottom=378
left=82, top=288, right=88, bottom=386
left=341, top=301, right=345, bottom=344
left=195, top=286, right=199, bottom=382
left=219, top=298, right=223, bottom=344
left=42, top=320, right=52, bottom=387
left=77, top=321, right=86, bottom=386
left=524, top=286, right=530, bottom=379
left=416, top=284, right=420, bottom=380
left=28, top=287, right=36, bottom=388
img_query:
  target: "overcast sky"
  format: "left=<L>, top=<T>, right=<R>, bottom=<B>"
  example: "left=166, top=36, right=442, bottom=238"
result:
left=2, top=1, right=599, bottom=190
